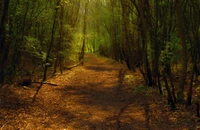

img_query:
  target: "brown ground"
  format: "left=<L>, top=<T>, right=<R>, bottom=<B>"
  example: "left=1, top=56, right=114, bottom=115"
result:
left=0, top=54, right=199, bottom=130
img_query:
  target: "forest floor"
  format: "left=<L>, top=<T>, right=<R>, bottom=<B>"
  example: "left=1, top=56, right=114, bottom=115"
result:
left=0, top=53, right=199, bottom=130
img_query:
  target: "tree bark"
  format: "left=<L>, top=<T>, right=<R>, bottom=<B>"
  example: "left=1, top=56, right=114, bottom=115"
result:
left=43, top=0, right=60, bottom=81
left=0, top=0, right=10, bottom=87
left=163, top=71, right=176, bottom=111
left=79, top=0, right=89, bottom=63
left=138, top=0, right=151, bottom=86
left=121, top=0, right=135, bottom=71
left=175, top=0, right=188, bottom=103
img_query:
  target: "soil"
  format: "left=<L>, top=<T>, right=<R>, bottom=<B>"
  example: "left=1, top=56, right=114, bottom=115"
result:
left=0, top=54, right=199, bottom=130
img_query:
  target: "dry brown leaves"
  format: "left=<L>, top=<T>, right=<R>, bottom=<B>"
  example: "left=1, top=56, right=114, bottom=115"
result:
left=0, top=54, right=198, bottom=130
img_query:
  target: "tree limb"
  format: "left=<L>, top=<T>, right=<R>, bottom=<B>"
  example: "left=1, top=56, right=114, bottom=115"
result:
left=33, top=82, right=58, bottom=86
left=64, top=61, right=83, bottom=70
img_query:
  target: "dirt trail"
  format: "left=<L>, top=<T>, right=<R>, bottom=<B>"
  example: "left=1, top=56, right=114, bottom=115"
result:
left=0, top=54, right=197, bottom=130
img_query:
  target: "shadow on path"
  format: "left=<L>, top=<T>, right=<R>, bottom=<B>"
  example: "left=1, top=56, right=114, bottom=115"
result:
left=0, top=54, right=197, bottom=130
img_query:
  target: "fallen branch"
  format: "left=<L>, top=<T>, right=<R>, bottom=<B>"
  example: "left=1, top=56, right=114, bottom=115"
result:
left=32, top=81, right=58, bottom=102
left=32, top=81, right=58, bottom=86
left=19, top=80, right=58, bottom=87
left=32, top=83, right=43, bottom=102
left=64, top=61, right=83, bottom=70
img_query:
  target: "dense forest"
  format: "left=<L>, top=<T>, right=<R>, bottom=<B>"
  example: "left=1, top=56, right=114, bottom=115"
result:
left=1, top=0, right=200, bottom=127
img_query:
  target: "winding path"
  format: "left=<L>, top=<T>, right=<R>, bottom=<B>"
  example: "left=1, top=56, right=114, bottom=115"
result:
left=0, top=54, right=196, bottom=130
left=35, top=54, right=148, bottom=130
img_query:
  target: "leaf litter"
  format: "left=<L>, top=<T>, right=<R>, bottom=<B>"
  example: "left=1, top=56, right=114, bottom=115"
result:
left=0, top=54, right=198, bottom=130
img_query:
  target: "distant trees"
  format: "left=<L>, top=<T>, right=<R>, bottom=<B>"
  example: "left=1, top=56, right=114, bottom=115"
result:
left=79, top=0, right=89, bottom=63
left=118, top=0, right=200, bottom=108
left=82, top=0, right=200, bottom=109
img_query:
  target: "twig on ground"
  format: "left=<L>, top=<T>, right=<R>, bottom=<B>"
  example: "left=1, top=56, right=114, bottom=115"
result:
left=33, top=82, right=58, bottom=86
left=64, top=61, right=83, bottom=70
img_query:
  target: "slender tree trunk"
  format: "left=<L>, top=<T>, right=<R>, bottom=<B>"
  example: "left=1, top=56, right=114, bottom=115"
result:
left=53, top=56, right=58, bottom=74
left=121, top=0, right=136, bottom=71
left=79, top=0, right=89, bottom=63
left=43, top=0, right=60, bottom=81
left=187, top=54, right=195, bottom=106
left=54, top=2, right=64, bottom=74
left=175, top=0, right=188, bottom=103
left=168, top=68, right=176, bottom=102
left=0, top=0, right=10, bottom=87
left=187, top=0, right=200, bottom=106
left=59, top=53, right=63, bottom=74
left=188, top=39, right=198, bottom=106
left=0, top=0, right=9, bottom=50
left=163, top=71, right=176, bottom=111
left=139, top=0, right=149, bottom=86
left=151, top=0, right=161, bottom=89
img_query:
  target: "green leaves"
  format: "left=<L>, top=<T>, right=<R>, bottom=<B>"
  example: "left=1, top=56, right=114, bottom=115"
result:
left=160, top=35, right=181, bottom=65
left=24, top=36, right=46, bottom=60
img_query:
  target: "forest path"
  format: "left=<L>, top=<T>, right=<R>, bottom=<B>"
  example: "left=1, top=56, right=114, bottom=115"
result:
left=40, top=53, right=147, bottom=130
left=0, top=54, right=196, bottom=130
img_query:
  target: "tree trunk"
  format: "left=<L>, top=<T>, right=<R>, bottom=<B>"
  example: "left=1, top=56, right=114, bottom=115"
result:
left=79, top=0, right=89, bottom=63
left=163, top=71, right=176, bottom=111
left=120, top=0, right=135, bottom=71
left=187, top=0, right=200, bottom=106
left=54, top=2, right=64, bottom=74
left=59, top=53, right=63, bottom=74
left=0, top=0, right=10, bottom=87
left=43, top=0, right=60, bottom=81
left=187, top=56, right=195, bottom=106
left=175, top=0, right=188, bottom=103
left=53, top=56, right=58, bottom=74
left=138, top=0, right=151, bottom=86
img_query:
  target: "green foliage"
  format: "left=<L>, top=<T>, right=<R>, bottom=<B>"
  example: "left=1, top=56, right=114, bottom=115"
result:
left=160, top=35, right=181, bottom=65
left=132, top=85, right=149, bottom=92
left=85, top=0, right=122, bottom=57
left=24, top=36, right=46, bottom=60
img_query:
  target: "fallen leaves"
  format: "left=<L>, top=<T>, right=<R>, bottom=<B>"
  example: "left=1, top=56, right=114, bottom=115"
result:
left=0, top=54, right=198, bottom=130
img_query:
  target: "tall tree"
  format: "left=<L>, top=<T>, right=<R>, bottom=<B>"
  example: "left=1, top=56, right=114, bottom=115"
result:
left=79, top=0, right=89, bottom=63
left=121, top=0, right=136, bottom=71
left=0, top=0, right=10, bottom=87
left=175, top=0, right=188, bottom=103
left=43, top=0, right=60, bottom=81
left=187, top=0, right=200, bottom=106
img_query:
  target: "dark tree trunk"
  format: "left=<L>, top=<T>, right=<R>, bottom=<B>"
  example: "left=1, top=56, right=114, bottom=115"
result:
left=163, top=71, right=176, bottom=111
left=59, top=54, right=63, bottom=74
left=43, top=0, right=60, bottom=81
left=175, top=0, right=188, bottom=103
left=187, top=0, right=200, bottom=106
left=120, top=0, right=135, bottom=71
left=0, top=0, right=10, bottom=87
left=79, top=0, right=89, bottom=63
left=196, top=103, right=200, bottom=117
